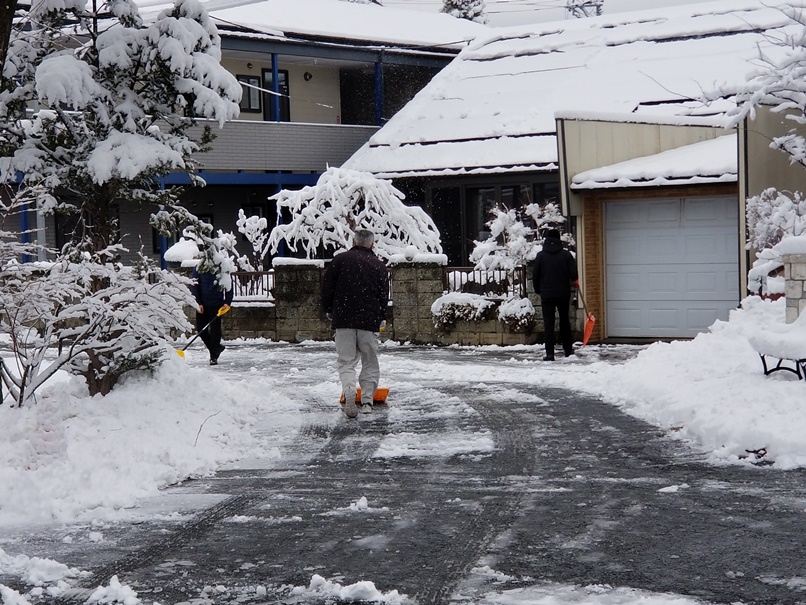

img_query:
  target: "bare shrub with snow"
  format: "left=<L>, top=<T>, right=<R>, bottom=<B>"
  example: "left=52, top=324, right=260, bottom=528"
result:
left=0, top=245, right=194, bottom=405
left=266, top=167, right=442, bottom=262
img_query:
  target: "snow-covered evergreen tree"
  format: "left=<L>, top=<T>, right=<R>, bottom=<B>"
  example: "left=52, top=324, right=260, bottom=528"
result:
left=441, top=0, right=487, bottom=24
left=266, top=167, right=442, bottom=262
left=0, top=0, right=241, bottom=251
left=0, top=0, right=241, bottom=398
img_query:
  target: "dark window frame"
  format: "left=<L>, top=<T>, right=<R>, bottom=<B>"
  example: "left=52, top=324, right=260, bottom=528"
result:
left=237, top=75, right=261, bottom=113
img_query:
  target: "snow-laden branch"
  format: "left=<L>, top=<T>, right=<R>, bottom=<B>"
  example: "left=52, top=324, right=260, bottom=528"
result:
left=266, top=167, right=442, bottom=261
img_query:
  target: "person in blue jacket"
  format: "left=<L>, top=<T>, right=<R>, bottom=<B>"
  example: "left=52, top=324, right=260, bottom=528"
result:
left=321, top=229, right=389, bottom=418
left=532, top=228, right=579, bottom=361
left=190, top=265, right=234, bottom=365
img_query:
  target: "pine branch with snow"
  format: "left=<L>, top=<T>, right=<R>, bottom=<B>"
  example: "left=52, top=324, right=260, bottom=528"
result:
left=441, top=0, right=488, bottom=24
left=725, top=6, right=806, bottom=167
left=152, top=204, right=240, bottom=290
left=266, top=167, right=442, bottom=262
left=0, top=0, right=241, bottom=252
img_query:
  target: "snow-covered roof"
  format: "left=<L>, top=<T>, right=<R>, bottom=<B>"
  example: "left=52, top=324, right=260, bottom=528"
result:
left=571, top=134, right=738, bottom=190
left=142, top=0, right=487, bottom=50
left=343, top=0, right=799, bottom=178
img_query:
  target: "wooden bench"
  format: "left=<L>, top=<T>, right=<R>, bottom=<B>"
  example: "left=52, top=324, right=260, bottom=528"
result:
left=748, top=316, right=806, bottom=380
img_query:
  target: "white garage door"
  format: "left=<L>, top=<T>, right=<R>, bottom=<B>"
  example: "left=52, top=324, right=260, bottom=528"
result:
left=605, top=196, right=740, bottom=338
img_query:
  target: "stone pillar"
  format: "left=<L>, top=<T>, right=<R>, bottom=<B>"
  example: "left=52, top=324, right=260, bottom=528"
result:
left=784, top=253, right=806, bottom=324
left=272, top=260, right=332, bottom=342
left=389, top=262, right=444, bottom=344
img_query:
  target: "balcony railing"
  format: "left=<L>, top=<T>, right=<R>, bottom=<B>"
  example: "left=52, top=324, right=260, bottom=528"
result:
left=443, top=267, right=527, bottom=299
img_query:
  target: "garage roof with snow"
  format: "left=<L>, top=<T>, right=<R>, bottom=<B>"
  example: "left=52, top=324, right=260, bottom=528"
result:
left=343, top=0, right=799, bottom=178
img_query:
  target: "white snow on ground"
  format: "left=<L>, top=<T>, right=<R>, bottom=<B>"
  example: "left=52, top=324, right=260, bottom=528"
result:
left=0, top=294, right=802, bottom=603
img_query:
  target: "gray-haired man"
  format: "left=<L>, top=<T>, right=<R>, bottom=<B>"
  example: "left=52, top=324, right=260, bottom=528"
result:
left=321, top=229, right=389, bottom=418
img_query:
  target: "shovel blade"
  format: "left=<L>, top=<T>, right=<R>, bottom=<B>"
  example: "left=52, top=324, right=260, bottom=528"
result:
left=582, top=313, right=596, bottom=346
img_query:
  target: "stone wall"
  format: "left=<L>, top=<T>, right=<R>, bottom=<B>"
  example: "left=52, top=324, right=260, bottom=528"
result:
left=784, top=253, right=806, bottom=324
left=215, top=262, right=576, bottom=346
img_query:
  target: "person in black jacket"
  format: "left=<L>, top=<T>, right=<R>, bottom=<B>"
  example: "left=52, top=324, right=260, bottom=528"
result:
left=321, top=229, right=389, bottom=418
left=532, top=228, right=579, bottom=361
left=190, top=265, right=234, bottom=365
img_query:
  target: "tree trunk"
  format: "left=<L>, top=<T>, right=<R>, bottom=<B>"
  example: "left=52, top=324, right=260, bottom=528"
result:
left=0, top=1, right=16, bottom=70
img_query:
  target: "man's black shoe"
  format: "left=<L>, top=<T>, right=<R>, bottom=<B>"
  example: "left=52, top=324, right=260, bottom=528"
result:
left=542, top=355, right=555, bottom=361
left=210, top=358, right=218, bottom=366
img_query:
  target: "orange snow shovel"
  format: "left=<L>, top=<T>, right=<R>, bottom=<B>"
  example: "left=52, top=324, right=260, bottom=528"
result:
left=177, top=304, right=231, bottom=358
left=577, top=287, right=596, bottom=347
left=340, top=387, right=390, bottom=406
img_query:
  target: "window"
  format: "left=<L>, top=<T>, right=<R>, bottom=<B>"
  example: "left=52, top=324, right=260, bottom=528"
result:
left=262, top=69, right=290, bottom=122
left=237, top=75, right=261, bottom=112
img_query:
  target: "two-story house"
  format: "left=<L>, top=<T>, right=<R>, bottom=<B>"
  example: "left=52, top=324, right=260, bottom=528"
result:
left=37, top=0, right=485, bottom=264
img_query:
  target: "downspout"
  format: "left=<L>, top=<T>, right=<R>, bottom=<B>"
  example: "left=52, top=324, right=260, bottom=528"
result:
left=738, top=118, right=749, bottom=299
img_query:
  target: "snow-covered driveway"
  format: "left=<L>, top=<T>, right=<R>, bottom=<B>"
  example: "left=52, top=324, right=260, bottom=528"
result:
left=4, top=341, right=806, bottom=605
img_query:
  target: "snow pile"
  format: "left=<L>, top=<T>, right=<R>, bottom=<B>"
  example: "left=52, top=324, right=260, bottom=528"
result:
left=0, top=354, right=298, bottom=526
left=290, top=574, right=406, bottom=604
left=557, top=296, right=806, bottom=469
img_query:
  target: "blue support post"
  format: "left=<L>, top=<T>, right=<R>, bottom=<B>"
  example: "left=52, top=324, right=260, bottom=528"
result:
left=19, top=203, right=30, bottom=263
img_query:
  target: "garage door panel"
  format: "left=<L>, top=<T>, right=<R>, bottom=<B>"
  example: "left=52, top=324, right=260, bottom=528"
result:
left=607, top=201, right=643, bottom=228
left=607, top=301, right=738, bottom=338
left=605, top=196, right=739, bottom=337
left=647, top=200, right=682, bottom=225
left=608, top=266, right=736, bottom=301
left=682, top=197, right=739, bottom=226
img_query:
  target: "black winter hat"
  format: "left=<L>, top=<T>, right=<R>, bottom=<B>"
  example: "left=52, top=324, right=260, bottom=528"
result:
left=543, top=228, right=561, bottom=240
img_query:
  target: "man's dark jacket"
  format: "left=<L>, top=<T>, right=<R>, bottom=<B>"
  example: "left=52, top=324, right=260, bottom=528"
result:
left=321, top=246, right=389, bottom=332
left=532, top=236, right=578, bottom=301
left=191, top=268, right=234, bottom=308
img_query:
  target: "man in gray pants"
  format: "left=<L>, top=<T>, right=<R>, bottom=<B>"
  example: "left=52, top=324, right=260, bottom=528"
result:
left=321, top=229, right=389, bottom=418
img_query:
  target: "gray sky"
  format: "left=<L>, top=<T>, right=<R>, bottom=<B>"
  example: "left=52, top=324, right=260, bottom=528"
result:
left=381, top=0, right=719, bottom=26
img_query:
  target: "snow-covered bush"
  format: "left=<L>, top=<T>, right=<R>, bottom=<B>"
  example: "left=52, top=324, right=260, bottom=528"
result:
left=0, top=244, right=195, bottom=405
left=441, top=0, right=487, bottom=24
left=746, top=188, right=806, bottom=251
left=430, top=292, right=495, bottom=332
left=470, top=201, right=570, bottom=271
left=498, top=297, right=536, bottom=333
left=266, top=167, right=442, bottom=262
left=236, top=209, right=270, bottom=270
left=744, top=188, right=806, bottom=295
